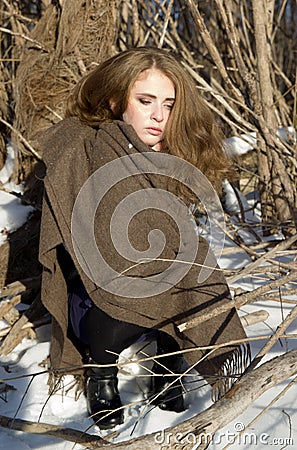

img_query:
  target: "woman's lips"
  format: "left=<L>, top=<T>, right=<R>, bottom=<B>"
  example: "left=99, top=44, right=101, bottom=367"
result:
left=146, top=127, right=162, bottom=136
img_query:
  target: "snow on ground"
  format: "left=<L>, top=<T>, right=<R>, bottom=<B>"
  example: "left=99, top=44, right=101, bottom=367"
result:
left=0, top=143, right=34, bottom=246
left=0, top=145, right=296, bottom=449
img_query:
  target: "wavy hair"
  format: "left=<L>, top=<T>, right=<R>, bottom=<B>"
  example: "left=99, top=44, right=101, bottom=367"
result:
left=66, top=47, right=236, bottom=195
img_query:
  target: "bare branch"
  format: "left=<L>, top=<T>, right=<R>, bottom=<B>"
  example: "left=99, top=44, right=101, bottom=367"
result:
left=179, top=270, right=297, bottom=332
left=0, top=118, right=42, bottom=161
left=0, top=26, right=45, bottom=49
left=0, top=415, right=106, bottom=448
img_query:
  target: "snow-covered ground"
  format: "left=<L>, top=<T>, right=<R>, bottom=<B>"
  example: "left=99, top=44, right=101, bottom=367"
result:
left=0, top=144, right=34, bottom=246
left=0, top=143, right=296, bottom=449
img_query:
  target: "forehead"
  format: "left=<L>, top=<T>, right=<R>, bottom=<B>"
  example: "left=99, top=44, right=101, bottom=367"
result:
left=131, top=68, right=175, bottom=93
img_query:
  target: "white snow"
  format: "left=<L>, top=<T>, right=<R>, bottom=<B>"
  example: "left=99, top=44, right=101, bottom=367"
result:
left=224, top=126, right=296, bottom=158
left=0, top=143, right=34, bottom=245
left=0, top=142, right=296, bottom=449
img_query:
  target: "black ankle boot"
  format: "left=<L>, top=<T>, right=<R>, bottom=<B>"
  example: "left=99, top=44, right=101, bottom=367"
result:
left=85, top=364, right=124, bottom=429
left=149, top=352, right=186, bottom=413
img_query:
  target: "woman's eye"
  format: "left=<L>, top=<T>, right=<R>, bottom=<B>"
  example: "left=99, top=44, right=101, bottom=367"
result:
left=165, top=103, right=174, bottom=110
left=139, top=99, right=151, bottom=105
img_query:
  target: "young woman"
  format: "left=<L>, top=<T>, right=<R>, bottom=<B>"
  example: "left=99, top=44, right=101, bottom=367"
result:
left=37, top=47, right=250, bottom=430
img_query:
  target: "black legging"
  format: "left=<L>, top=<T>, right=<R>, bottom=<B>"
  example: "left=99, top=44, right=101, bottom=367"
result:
left=84, top=304, right=179, bottom=365
left=62, top=244, right=180, bottom=365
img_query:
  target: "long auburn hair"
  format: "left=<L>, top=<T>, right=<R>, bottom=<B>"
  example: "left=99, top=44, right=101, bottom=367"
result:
left=66, top=47, right=236, bottom=194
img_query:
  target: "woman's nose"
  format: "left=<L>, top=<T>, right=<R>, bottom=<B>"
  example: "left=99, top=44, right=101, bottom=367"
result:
left=151, top=105, right=164, bottom=122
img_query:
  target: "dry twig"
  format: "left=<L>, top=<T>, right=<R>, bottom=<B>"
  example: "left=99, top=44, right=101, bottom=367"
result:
left=179, top=270, right=297, bottom=332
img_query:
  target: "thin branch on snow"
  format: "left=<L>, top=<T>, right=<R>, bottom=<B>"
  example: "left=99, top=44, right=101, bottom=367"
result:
left=179, top=270, right=297, bottom=332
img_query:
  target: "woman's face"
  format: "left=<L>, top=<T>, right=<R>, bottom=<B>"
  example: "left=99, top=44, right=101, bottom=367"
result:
left=122, top=68, right=175, bottom=151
